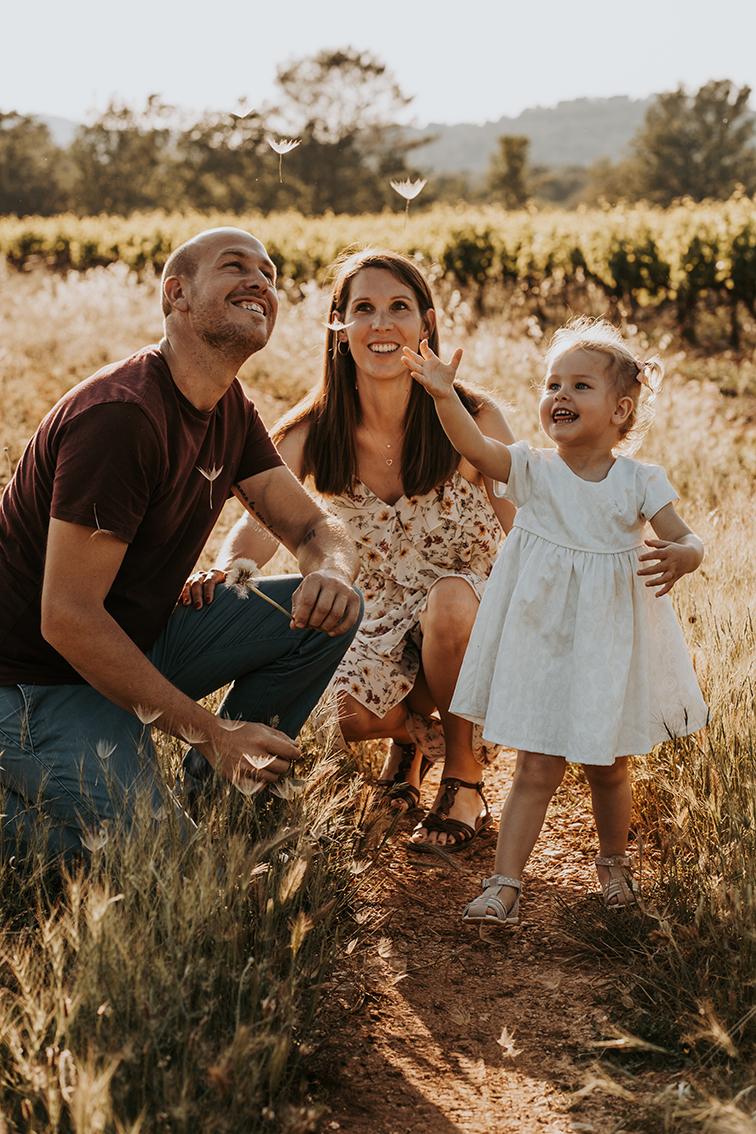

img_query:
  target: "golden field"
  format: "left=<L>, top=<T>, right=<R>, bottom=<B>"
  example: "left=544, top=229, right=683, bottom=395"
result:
left=0, top=243, right=754, bottom=1132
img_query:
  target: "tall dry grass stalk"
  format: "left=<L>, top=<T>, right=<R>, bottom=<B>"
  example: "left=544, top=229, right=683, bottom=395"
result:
left=0, top=707, right=388, bottom=1133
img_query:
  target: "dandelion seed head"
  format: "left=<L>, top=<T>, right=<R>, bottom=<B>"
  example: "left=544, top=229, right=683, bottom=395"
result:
left=324, top=318, right=355, bottom=332
left=95, top=739, right=117, bottom=761
left=233, top=778, right=265, bottom=797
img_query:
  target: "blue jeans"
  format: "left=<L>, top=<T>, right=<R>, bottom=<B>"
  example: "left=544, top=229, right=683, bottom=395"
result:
left=0, top=578, right=360, bottom=862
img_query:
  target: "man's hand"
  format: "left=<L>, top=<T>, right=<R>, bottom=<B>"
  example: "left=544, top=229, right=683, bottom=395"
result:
left=290, top=570, right=361, bottom=635
left=637, top=539, right=701, bottom=597
left=199, top=719, right=300, bottom=789
left=402, top=339, right=463, bottom=399
left=181, top=568, right=226, bottom=609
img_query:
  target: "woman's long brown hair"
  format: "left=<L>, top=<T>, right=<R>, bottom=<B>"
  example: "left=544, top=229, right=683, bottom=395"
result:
left=273, top=247, right=484, bottom=497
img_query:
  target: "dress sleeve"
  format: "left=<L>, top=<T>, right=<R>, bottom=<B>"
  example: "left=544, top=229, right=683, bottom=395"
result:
left=492, top=440, right=532, bottom=506
left=639, top=464, right=678, bottom=521
left=51, top=403, right=162, bottom=543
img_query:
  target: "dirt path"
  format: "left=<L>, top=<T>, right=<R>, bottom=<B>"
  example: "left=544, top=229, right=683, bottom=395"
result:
left=322, top=762, right=661, bottom=1134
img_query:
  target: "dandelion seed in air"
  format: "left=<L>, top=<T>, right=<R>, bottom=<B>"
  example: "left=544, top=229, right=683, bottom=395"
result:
left=197, top=464, right=223, bottom=509
left=133, top=704, right=162, bottom=725
left=95, top=739, right=117, bottom=762
left=80, top=825, right=109, bottom=853
left=269, top=777, right=305, bottom=801
left=390, top=177, right=427, bottom=220
left=234, top=777, right=266, bottom=798
left=230, top=105, right=256, bottom=121
left=323, top=318, right=355, bottom=332
left=179, top=726, right=207, bottom=746
left=226, top=559, right=292, bottom=620
left=267, top=137, right=301, bottom=183
left=243, top=752, right=279, bottom=771
left=217, top=716, right=246, bottom=732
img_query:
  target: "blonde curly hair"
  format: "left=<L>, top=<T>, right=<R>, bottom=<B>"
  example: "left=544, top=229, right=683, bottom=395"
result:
left=544, top=317, right=664, bottom=453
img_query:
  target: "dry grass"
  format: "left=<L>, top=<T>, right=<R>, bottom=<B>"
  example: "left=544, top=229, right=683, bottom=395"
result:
left=0, top=261, right=754, bottom=1132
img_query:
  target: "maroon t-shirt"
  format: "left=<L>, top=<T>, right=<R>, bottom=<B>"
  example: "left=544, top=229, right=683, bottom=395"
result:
left=0, top=345, right=283, bottom=684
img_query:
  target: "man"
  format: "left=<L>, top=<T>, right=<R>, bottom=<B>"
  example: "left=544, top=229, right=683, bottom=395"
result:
left=0, top=227, right=362, bottom=861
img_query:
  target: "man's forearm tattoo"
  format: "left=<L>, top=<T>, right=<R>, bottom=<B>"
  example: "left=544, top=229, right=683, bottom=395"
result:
left=233, top=483, right=284, bottom=541
left=301, top=527, right=317, bottom=546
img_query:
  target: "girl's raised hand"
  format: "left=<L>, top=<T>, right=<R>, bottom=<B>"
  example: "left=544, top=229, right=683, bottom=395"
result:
left=402, top=339, right=463, bottom=399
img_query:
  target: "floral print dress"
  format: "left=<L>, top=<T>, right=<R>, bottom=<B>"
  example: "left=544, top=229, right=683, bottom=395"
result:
left=326, top=471, right=503, bottom=766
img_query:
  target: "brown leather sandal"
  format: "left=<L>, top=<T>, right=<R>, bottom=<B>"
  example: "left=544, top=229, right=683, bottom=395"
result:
left=409, top=777, right=492, bottom=853
left=376, top=742, right=433, bottom=813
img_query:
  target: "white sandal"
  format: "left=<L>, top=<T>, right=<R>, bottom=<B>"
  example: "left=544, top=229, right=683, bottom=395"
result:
left=462, top=874, right=521, bottom=935
left=595, top=854, right=639, bottom=908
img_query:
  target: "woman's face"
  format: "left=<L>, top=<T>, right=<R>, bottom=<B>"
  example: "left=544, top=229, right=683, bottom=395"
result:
left=338, top=267, right=435, bottom=385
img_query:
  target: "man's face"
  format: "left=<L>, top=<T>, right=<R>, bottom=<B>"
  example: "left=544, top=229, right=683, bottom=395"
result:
left=183, top=231, right=279, bottom=358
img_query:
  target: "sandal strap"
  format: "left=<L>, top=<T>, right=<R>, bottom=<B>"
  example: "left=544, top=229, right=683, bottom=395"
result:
left=419, top=812, right=475, bottom=840
left=594, top=854, right=631, bottom=868
left=437, top=777, right=491, bottom=821
left=482, top=874, right=521, bottom=892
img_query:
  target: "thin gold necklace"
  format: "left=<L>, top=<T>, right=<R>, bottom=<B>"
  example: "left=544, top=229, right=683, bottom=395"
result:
left=361, top=421, right=401, bottom=467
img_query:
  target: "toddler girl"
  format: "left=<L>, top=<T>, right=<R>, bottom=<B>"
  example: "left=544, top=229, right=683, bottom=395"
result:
left=402, top=318, right=707, bottom=933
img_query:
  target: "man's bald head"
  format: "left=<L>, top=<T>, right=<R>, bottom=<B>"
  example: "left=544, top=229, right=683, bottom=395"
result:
left=160, top=228, right=265, bottom=317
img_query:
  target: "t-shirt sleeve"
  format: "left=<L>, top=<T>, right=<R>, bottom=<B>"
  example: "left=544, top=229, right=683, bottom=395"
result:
left=639, top=464, right=679, bottom=521
left=51, top=403, right=162, bottom=542
left=235, top=400, right=285, bottom=483
left=492, top=439, right=532, bottom=506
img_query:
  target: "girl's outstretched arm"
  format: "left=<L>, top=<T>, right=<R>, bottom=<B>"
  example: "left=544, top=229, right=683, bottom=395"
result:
left=402, top=341, right=511, bottom=482
left=638, top=503, right=704, bottom=597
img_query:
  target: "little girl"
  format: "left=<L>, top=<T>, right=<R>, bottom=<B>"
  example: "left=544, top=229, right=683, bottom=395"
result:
left=402, top=317, right=707, bottom=933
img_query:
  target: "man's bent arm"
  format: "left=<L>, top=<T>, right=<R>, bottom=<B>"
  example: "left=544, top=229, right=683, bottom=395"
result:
left=41, top=519, right=299, bottom=784
left=233, top=465, right=361, bottom=633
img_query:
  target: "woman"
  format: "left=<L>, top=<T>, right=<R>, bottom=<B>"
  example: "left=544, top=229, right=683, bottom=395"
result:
left=189, top=249, right=515, bottom=849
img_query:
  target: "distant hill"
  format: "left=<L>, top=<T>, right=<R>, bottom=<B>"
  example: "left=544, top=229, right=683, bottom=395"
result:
left=37, top=96, right=654, bottom=172
left=407, top=96, right=654, bottom=173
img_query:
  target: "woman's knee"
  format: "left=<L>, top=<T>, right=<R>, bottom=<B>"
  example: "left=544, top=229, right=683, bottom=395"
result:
left=513, top=751, right=566, bottom=795
left=338, top=695, right=403, bottom=741
left=422, top=578, right=479, bottom=644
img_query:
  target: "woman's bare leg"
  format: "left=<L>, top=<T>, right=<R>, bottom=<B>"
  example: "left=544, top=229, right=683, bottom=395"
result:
left=411, top=577, right=488, bottom=847
left=338, top=693, right=427, bottom=808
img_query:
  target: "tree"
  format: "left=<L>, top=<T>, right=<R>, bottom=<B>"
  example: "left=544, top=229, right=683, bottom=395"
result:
left=0, top=113, right=70, bottom=215
left=487, top=135, right=530, bottom=208
left=68, top=96, right=180, bottom=214
left=272, top=48, right=419, bottom=213
left=633, top=80, right=756, bottom=204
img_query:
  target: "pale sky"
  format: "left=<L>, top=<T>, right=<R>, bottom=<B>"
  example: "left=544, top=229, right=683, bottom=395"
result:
left=5, top=0, right=755, bottom=126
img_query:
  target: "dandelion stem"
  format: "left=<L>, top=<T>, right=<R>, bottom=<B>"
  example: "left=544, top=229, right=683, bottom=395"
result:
left=249, top=583, right=292, bottom=620
left=279, top=154, right=283, bottom=183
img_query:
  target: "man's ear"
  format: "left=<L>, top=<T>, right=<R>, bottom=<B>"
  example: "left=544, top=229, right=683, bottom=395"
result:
left=163, top=275, right=189, bottom=313
left=422, top=308, right=437, bottom=340
left=613, top=395, right=635, bottom=426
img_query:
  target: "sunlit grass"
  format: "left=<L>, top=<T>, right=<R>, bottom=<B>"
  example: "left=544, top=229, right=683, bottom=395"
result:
left=0, top=260, right=753, bottom=1132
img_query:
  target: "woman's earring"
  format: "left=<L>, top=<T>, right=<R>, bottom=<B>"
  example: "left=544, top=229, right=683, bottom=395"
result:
left=337, top=340, right=350, bottom=357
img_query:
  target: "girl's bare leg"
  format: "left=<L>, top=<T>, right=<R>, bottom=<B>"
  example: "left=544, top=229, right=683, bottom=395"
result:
left=411, top=577, right=488, bottom=847
left=582, top=758, right=633, bottom=891
left=490, top=750, right=567, bottom=910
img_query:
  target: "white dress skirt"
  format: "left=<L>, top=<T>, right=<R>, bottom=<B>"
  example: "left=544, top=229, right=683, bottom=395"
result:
left=450, top=442, right=708, bottom=765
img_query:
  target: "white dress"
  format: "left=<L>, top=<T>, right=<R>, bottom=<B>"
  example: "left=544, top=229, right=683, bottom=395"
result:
left=450, top=442, right=708, bottom=764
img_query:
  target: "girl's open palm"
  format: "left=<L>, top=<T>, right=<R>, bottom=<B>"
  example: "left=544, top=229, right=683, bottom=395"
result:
left=402, top=339, right=463, bottom=398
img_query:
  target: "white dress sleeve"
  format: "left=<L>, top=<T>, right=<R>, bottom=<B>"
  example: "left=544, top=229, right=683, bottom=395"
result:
left=639, top=464, right=679, bottom=521
left=492, top=440, right=533, bottom=506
